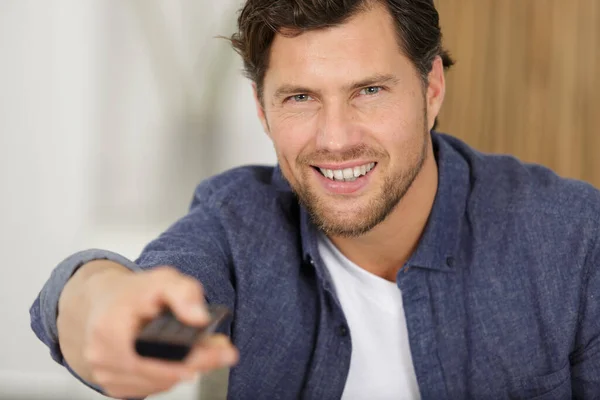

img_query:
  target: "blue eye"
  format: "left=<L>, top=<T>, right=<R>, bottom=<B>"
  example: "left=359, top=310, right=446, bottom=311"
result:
left=291, top=94, right=311, bottom=102
left=360, top=86, right=382, bottom=95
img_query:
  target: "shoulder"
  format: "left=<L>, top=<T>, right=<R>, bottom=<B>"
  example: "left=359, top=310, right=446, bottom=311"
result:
left=439, top=133, right=600, bottom=244
left=189, top=164, right=299, bottom=223
left=190, top=165, right=291, bottom=204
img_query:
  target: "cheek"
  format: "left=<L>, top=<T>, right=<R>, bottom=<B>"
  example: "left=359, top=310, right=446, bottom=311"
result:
left=269, top=110, right=318, bottom=161
left=356, top=99, right=425, bottom=165
left=364, top=102, right=423, bottom=144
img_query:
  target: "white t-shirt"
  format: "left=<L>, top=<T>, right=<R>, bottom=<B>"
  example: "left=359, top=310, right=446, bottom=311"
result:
left=317, top=233, right=421, bottom=400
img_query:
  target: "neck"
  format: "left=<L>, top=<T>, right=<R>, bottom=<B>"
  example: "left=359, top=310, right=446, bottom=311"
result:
left=328, top=141, right=438, bottom=282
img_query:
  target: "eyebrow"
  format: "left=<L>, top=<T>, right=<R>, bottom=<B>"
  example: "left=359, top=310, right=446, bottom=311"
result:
left=273, top=73, right=400, bottom=100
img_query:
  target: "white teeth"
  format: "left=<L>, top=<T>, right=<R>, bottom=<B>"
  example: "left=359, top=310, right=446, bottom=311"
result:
left=318, top=162, right=377, bottom=182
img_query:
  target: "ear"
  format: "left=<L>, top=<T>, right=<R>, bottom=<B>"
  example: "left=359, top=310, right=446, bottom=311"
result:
left=252, top=83, right=270, bottom=136
left=425, top=56, right=446, bottom=131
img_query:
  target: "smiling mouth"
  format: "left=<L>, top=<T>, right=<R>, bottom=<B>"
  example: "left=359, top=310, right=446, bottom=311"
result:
left=313, top=162, right=377, bottom=182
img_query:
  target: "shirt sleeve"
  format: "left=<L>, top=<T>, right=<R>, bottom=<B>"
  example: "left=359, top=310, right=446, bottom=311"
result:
left=29, top=179, right=235, bottom=393
left=30, top=250, right=141, bottom=365
left=28, top=249, right=141, bottom=396
left=570, top=237, right=600, bottom=398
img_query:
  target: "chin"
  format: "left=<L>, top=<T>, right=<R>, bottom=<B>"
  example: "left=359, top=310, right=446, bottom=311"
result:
left=294, top=179, right=389, bottom=237
left=319, top=219, right=375, bottom=238
left=311, top=203, right=377, bottom=237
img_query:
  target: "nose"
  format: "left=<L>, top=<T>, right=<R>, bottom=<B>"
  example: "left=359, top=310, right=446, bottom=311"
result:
left=315, top=102, right=362, bottom=153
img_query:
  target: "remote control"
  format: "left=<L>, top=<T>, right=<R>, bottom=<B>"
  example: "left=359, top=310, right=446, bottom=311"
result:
left=135, top=304, right=232, bottom=361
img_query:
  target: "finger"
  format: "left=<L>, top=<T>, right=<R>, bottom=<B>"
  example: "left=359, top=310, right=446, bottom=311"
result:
left=184, top=334, right=239, bottom=372
left=88, top=335, right=196, bottom=383
left=133, top=284, right=168, bottom=321
left=93, top=370, right=183, bottom=399
left=152, top=268, right=210, bottom=326
left=111, top=271, right=167, bottom=323
left=131, top=355, right=200, bottom=382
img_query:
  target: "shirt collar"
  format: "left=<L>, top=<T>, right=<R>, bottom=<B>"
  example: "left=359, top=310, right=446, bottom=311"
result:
left=270, top=167, right=319, bottom=264
left=274, top=132, right=471, bottom=272
left=405, top=132, right=471, bottom=271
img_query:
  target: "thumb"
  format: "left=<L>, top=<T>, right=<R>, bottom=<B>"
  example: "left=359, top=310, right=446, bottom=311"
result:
left=156, top=271, right=210, bottom=326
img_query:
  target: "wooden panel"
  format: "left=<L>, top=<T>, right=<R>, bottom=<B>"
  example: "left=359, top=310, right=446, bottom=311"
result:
left=434, top=0, right=600, bottom=187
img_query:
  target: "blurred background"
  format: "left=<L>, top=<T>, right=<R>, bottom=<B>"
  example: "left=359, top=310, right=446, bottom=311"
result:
left=0, top=0, right=598, bottom=399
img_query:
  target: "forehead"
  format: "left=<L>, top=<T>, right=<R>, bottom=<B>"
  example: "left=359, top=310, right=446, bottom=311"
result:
left=264, top=3, right=413, bottom=91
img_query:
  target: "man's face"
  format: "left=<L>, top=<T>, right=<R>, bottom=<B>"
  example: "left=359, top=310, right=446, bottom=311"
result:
left=256, top=3, right=444, bottom=237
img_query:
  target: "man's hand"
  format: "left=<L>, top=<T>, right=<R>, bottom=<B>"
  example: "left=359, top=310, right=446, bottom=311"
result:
left=57, top=262, right=238, bottom=399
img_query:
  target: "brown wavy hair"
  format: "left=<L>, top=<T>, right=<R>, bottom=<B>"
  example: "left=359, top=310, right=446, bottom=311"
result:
left=227, top=0, right=454, bottom=101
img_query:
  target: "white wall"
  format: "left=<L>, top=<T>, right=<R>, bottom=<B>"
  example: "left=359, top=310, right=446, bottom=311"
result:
left=0, top=1, right=275, bottom=398
left=0, top=2, right=101, bottom=397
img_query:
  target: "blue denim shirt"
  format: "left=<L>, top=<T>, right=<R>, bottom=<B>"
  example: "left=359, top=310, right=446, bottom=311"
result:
left=30, top=132, right=600, bottom=399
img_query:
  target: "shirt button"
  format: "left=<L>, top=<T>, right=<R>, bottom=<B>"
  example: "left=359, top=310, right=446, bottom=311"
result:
left=446, top=256, right=455, bottom=268
left=337, top=324, right=349, bottom=337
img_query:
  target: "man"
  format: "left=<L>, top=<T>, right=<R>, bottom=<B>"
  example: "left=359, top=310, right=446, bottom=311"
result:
left=29, top=0, right=600, bottom=399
